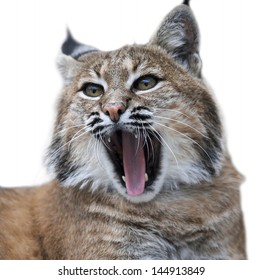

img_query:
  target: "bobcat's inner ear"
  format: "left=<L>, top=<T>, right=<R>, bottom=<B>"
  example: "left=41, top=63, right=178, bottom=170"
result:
left=149, top=3, right=202, bottom=77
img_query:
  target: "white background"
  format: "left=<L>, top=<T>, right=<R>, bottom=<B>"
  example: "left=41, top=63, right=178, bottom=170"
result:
left=0, top=0, right=262, bottom=260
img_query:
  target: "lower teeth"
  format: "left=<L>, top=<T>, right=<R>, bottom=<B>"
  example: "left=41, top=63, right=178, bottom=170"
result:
left=121, top=173, right=149, bottom=183
left=145, top=173, right=149, bottom=182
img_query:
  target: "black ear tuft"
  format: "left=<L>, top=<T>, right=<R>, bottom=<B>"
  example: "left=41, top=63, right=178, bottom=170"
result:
left=61, top=29, right=79, bottom=56
left=61, top=29, right=98, bottom=59
left=182, top=0, right=190, bottom=6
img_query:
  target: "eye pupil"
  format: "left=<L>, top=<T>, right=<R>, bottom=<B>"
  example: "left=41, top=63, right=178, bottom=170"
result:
left=133, top=75, right=158, bottom=91
left=82, top=83, right=104, bottom=98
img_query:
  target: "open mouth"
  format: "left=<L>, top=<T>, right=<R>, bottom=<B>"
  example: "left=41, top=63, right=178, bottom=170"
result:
left=102, top=130, right=162, bottom=196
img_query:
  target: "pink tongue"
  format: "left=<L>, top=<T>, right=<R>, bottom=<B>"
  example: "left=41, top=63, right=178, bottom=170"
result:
left=122, top=131, right=145, bottom=196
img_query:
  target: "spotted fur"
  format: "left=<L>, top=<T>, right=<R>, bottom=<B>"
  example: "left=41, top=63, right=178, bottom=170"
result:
left=0, top=2, right=246, bottom=259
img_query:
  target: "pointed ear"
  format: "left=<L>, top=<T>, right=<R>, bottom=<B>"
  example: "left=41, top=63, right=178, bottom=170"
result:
left=149, top=4, right=202, bottom=77
left=57, top=30, right=99, bottom=83
left=61, top=29, right=98, bottom=59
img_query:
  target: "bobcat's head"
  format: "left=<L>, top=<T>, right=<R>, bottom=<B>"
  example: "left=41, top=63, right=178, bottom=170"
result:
left=47, top=2, right=224, bottom=203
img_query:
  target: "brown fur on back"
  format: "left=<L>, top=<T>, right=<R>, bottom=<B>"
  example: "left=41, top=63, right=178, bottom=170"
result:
left=0, top=187, right=41, bottom=259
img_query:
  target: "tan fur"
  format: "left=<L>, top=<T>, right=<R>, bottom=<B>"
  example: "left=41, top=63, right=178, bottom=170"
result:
left=0, top=3, right=246, bottom=259
left=0, top=157, right=246, bottom=259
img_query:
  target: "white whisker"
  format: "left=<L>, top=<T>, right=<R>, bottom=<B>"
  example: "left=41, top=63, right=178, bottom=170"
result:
left=95, top=136, right=105, bottom=171
left=142, top=125, right=154, bottom=163
left=135, top=129, right=142, bottom=156
left=154, top=115, right=207, bottom=138
left=152, top=120, right=213, bottom=165
left=67, top=126, right=88, bottom=151
left=153, top=107, right=191, bottom=119
left=148, top=124, right=179, bottom=168
left=99, top=133, right=111, bottom=151
left=49, top=127, right=88, bottom=161
left=143, top=128, right=151, bottom=162
left=146, top=131, right=155, bottom=163
left=59, top=124, right=85, bottom=134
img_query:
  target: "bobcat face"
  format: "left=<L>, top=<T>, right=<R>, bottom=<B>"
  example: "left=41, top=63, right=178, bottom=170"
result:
left=47, top=4, right=224, bottom=202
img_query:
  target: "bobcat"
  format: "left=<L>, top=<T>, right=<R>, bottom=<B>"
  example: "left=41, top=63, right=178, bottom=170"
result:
left=0, top=1, right=246, bottom=259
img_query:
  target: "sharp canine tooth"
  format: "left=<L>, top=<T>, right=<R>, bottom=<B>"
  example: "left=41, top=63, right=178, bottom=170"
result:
left=145, top=173, right=148, bottom=182
left=135, top=134, right=138, bottom=139
left=122, top=176, right=126, bottom=182
left=108, top=138, right=111, bottom=143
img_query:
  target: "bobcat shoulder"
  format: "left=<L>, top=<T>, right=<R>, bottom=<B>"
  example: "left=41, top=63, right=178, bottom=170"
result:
left=0, top=1, right=246, bottom=259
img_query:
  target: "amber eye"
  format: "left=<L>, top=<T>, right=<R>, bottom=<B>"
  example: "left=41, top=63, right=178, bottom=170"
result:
left=133, top=75, right=159, bottom=91
left=82, top=83, right=104, bottom=98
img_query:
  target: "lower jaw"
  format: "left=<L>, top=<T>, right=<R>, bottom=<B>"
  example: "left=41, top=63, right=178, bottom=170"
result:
left=121, top=188, right=157, bottom=203
left=115, top=178, right=160, bottom=203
